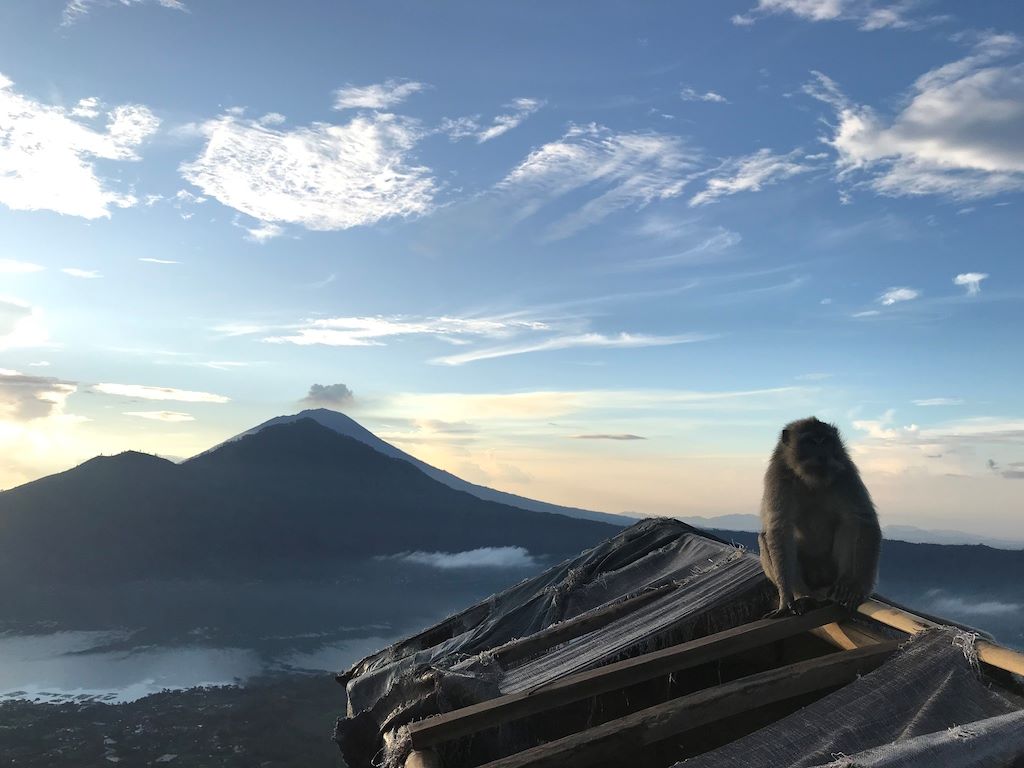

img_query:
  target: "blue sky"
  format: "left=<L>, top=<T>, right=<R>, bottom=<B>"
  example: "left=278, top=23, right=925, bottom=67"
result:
left=1, top=0, right=1022, bottom=535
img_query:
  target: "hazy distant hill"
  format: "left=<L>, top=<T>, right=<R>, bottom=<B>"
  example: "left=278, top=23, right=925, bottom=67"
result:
left=0, top=419, right=617, bottom=581
left=208, top=409, right=631, bottom=527
left=682, top=514, right=1024, bottom=550
left=706, top=528, right=1024, bottom=601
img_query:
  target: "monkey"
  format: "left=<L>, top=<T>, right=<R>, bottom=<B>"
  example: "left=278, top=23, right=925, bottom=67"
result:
left=758, top=417, right=881, bottom=618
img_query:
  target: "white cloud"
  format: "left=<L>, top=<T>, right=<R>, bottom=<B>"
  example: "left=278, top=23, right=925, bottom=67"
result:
left=28, top=361, right=51, bottom=367
left=432, top=331, right=710, bottom=366
left=0, top=298, right=49, bottom=351
left=62, top=0, right=186, bottom=25
left=925, top=593, right=1022, bottom=617
left=0, top=372, right=77, bottom=420
left=0, top=74, right=159, bottom=219
left=0, top=259, right=44, bottom=274
left=878, top=287, right=919, bottom=305
left=804, top=34, right=1024, bottom=200
left=690, top=149, right=815, bottom=206
left=680, top=87, right=728, bottom=103
left=61, top=268, right=101, bottom=279
left=497, top=124, right=699, bottom=239
left=180, top=109, right=434, bottom=233
left=954, top=272, right=988, bottom=296
left=569, top=433, right=646, bottom=441
left=732, top=0, right=934, bottom=30
left=382, top=546, right=538, bottom=569
left=476, top=97, right=544, bottom=142
left=913, top=398, right=963, bottom=406
left=332, top=79, right=427, bottom=111
left=243, top=222, right=284, bottom=243
left=123, top=410, right=194, bottom=422
left=94, top=383, right=229, bottom=403
left=263, top=315, right=548, bottom=347
left=138, top=257, right=180, bottom=264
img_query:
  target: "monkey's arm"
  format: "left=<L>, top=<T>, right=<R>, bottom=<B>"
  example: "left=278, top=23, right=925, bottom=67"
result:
left=831, top=505, right=881, bottom=610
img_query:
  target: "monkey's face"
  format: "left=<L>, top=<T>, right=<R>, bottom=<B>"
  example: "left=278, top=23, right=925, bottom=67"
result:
left=785, top=421, right=845, bottom=486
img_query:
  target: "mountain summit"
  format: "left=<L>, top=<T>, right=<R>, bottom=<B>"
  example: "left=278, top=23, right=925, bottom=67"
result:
left=206, top=408, right=630, bottom=527
left=0, top=419, right=617, bottom=581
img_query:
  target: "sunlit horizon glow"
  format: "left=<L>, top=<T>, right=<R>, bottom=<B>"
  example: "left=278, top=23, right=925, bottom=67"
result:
left=1, top=1, right=1022, bottom=538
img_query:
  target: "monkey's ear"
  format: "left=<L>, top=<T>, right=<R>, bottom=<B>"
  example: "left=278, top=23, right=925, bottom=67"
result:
left=781, top=428, right=791, bottom=445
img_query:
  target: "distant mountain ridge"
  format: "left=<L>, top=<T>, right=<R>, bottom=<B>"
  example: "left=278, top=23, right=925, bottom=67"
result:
left=206, top=408, right=631, bottom=527
left=0, top=419, right=617, bottom=581
left=680, top=514, right=1024, bottom=550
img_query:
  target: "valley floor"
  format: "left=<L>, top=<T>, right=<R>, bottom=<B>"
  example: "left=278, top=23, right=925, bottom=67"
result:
left=0, top=674, right=342, bottom=768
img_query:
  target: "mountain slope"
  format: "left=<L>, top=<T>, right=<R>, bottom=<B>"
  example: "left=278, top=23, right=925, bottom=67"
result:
left=206, top=408, right=630, bottom=526
left=0, top=419, right=618, bottom=581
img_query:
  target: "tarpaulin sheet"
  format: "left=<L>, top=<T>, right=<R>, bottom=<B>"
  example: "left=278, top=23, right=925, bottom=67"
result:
left=335, top=518, right=773, bottom=768
left=678, top=628, right=1024, bottom=768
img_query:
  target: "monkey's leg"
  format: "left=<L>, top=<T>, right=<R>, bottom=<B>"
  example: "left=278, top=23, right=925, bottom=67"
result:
left=830, top=514, right=882, bottom=611
left=761, top=525, right=801, bottom=617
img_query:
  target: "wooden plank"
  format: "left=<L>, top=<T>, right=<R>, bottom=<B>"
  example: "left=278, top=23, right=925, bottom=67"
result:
left=476, top=640, right=901, bottom=768
left=408, top=604, right=845, bottom=750
left=858, top=598, right=1024, bottom=676
left=404, top=750, right=441, bottom=768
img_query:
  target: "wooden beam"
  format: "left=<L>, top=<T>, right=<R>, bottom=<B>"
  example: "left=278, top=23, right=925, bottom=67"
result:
left=404, top=750, right=441, bottom=768
left=476, top=640, right=901, bottom=768
left=858, top=598, right=1024, bottom=676
left=408, top=604, right=845, bottom=750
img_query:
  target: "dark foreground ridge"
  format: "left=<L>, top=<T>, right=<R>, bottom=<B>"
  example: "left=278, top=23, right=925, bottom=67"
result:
left=0, top=418, right=617, bottom=581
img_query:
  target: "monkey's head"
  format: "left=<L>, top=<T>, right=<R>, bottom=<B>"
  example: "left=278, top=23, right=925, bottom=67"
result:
left=780, top=417, right=848, bottom=487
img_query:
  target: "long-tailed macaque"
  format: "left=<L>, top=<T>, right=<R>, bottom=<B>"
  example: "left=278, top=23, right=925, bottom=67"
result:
left=759, top=417, right=881, bottom=617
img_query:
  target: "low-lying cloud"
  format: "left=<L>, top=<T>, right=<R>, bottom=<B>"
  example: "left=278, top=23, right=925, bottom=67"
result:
left=381, top=546, right=539, bottom=569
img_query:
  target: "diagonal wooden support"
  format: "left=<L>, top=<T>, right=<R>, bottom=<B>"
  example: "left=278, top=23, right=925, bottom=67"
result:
left=407, top=604, right=846, bottom=750
left=476, top=640, right=901, bottom=768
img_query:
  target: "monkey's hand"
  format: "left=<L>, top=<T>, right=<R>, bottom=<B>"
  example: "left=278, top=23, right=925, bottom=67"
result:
left=829, top=580, right=867, bottom=612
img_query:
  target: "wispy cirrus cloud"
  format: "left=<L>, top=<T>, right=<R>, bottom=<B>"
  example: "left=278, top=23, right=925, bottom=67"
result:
left=262, top=315, right=547, bottom=347
left=680, top=86, right=728, bottom=103
left=332, top=79, right=428, bottom=111
left=138, top=257, right=180, bottom=265
left=61, top=268, right=101, bottom=279
left=62, top=0, right=187, bottom=26
left=94, top=383, right=229, bottom=403
left=954, top=272, right=989, bottom=296
left=0, top=74, right=159, bottom=219
left=123, top=410, right=195, bottom=422
left=254, top=312, right=708, bottom=366
left=180, top=107, right=434, bottom=235
left=442, top=97, right=545, bottom=143
left=804, top=33, right=1024, bottom=201
left=496, top=123, right=699, bottom=240
left=431, top=331, right=710, bottom=366
left=569, top=433, right=646, bottom=440
left=913, top=398, right=963, bottom=407
left=732, top=0, right=942, bottom=30
left=689, top=148, right=815, bottom=206
left=0, top=259, right=44, bottom=274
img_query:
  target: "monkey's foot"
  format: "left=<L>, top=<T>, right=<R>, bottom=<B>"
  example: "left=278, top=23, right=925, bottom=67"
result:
left=763, top=596, right=824, bottom=618
left=829, top=581, right=866, bottom=613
